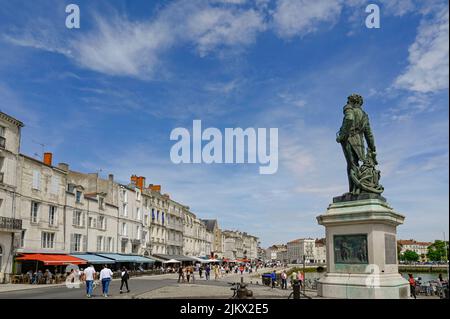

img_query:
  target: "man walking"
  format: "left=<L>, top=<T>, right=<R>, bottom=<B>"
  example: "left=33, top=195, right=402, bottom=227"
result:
left=83, top=264, right=96, bottom=298
left=99, top=264, right=113, bottom=297
left=120, top=267, right=130, bottom=294
left=177, top=267, right=184, bottom=283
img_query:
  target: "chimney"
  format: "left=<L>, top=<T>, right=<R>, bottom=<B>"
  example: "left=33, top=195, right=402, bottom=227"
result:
left=43, top=152, right=53, bottom=166
left=130, top=175, right=145, bottom=190
left=57, top=163, right=69, bottom=172
left=150, top=184, right=161, bottom=192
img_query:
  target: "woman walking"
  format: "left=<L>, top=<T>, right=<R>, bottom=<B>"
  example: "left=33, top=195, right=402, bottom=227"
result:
left=99, top=264, right=113, bottom=297
left=120, top=267, right=130, bottom=293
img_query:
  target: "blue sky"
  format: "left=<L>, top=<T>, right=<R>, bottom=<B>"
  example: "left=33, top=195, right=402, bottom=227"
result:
left=0, top=0, right=448, bottom=247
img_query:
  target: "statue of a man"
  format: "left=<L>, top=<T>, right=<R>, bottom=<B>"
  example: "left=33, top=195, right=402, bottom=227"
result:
left=336, top=94, right=381, bottom=195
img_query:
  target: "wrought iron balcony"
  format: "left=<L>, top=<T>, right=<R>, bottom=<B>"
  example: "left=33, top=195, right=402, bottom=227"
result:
left=0, top=216, right=22, bottom=230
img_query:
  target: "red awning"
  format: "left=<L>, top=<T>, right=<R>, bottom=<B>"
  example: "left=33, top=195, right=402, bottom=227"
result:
left=16, top=254, right=87, bottom=266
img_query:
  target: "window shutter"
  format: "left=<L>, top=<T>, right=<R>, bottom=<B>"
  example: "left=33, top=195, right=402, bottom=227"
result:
left=83, top=235, right=87, bottom=252
left=32, top=170, right=40, bottom=190
left=103, top=218, right=107, bottom=230
left=70, top=234, right=75, bottom=252
left=72, top=211, right=77, bottom=226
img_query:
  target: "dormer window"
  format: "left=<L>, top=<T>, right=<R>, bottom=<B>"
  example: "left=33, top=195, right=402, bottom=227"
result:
left=99, top=197, right=104, bottom=210
left=76, top=191, right=82, bottom=203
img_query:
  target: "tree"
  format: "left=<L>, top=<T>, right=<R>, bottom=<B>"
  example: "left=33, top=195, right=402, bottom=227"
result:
left=401, top=250, right=419, bottom=262
left=427, top=240, right=450, bottom=262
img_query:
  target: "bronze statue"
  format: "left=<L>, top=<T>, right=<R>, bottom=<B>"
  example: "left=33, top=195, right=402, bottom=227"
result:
left=336, top=94, right=384, bottom=196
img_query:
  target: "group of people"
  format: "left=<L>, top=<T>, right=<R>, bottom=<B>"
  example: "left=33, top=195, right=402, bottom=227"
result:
left=79, top=264, right=130, bottom=298
left=408, top=273, right=448, bottom=299
left=25, top=269, right=54, bottom=284
left=267, top=270, right=305, bottom=290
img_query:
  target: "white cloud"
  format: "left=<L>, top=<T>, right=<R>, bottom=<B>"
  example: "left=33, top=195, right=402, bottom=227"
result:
left=394, top=8, right=449, bottom=93
left=272, top=0, right=343, bottom=38
left=185, top=7, right=266, bottom=56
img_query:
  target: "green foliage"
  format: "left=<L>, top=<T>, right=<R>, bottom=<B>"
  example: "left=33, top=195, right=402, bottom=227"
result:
left=427, top=240, right=450, bottom=261
left=401, top=250, right=420, bottom=262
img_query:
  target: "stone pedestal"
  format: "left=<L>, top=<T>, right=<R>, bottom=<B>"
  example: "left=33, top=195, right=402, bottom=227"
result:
left=316, top=197, right=410, bottom=299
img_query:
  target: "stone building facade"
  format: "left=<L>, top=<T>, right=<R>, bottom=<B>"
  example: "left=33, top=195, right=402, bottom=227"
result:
left=0, top=110, right=259, bottom=282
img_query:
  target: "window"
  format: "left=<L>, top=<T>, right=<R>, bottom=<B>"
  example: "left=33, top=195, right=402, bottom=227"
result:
left=41, top=232, right=55, bottom=249
left=98, top=216, right=105, bottom=230
left=0, top=157, right=5, bottom=183
left=99, top=197, right=104, bottom=210
left=122, top=189, right=127, bottom=203
left=49, top=206, right=57, bottom=226
left=106, top=237, right=113, bottom=252
left=32, top=170, right=41, bottom=190
left=30, top=202, right=39, bottom=223
left=0, top=245, right=2, bottom=269
left=72, top=234, right=82, bottom=252
left=76, top=191, right=82, bottom=203
left=136, top=190, right=141, bottom=201
left=73, top=210, right=84, bottom=227
left=20, top=230, right=26, bottom=247
left=0, top=126, right=5, bottom=148
left=97, top=236, right=104, bottom=251
left=51, top=176, right=59, bottom=195
left=122, top=223, right=127, bottom=236
left=123, top=203, right=128, bottom=217
left=152, top=209, right=155, bottom=221
left=88, top=217, right=95, bottom=228
left=136, top=208, right=141, bottom=220
left=136, top=225, right=141, bottom=240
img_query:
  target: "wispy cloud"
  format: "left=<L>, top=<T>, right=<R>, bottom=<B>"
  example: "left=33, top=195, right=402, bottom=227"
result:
left=394, top=6, right=449, bottom=93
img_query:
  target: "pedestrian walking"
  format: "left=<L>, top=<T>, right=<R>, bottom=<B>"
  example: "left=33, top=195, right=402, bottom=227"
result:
left=271, top=270, right=277, bottom=289
left=214, top=265, right=219, bottom=281
left=186, top=266, right=191, bottom=283
left=190, top=266, right=195, bottom=283
left=199, top=265, right=203, bottom=278
left=408, top=274, right=417, bottom=299
left=297, top=272, right=304, bottom=289
left=281, top=271, right=288, bottom=290
left=178, top=266, right=185, bottom=283
left=99, top=264, right=113, bottom=297
left=83, top=264, right=96, bottom=298
left=205, top=265, right=211, bottom=280
left=120, top=267, right=130, bottom=294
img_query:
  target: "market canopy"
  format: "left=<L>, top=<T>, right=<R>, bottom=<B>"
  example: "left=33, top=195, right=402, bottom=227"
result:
left=163, top=259, right=181, bottom=263
left=70, top=254, right=115, bottom=264
left=16, top=254, right=86, bottom=266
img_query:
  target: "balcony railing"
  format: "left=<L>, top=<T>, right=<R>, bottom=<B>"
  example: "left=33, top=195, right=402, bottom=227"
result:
left=0, top=217, right=22, bottom=230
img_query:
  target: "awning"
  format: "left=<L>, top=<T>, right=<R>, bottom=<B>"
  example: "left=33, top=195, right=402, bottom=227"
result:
left=95, top=253, right=154, bottom=263
left=148, top=255, right=167, bottom=263
left=16, top=254, right=86, bottom=266
left=192, top=257, right=210, bottom=263
left=163, top=259, right=181, bottom=263
left=70, top=254, right=115, bottom=264
left=153, top=254, right=197, bottom=262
